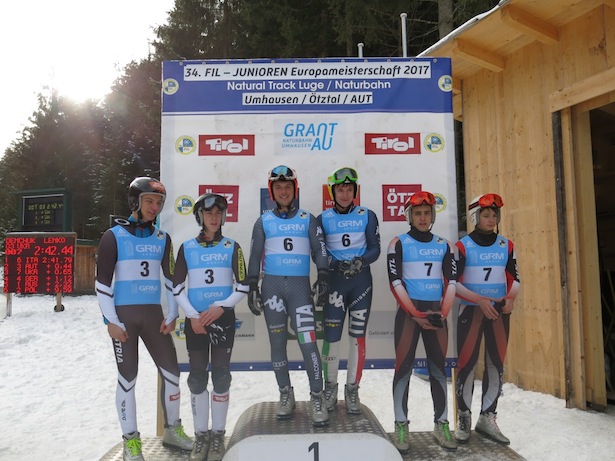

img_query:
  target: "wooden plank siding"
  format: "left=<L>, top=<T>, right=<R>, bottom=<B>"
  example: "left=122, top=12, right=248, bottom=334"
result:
left=420, top=1, right=615, bottom=407
left=74, top=243, right=96, bottom=294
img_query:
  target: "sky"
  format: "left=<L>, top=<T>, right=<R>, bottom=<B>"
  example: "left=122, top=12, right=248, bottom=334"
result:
left=1, top=292, right=615, bottom=461
left=0, top=0, right=175, bottom=155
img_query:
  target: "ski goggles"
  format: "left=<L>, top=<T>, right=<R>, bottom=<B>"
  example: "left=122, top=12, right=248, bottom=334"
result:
left=269, top=165, right=297, bottom=181
left=408, top=191, right=436, bottom=207
left=329, top=167, right=358, bottom=184
left=200, top=194, right=228, bottom=211
left=470, top=193, right=504, bottom=210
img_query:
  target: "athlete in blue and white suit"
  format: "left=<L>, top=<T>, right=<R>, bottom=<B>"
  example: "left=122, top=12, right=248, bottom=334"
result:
left=387, top=191, right=457, bottom=453
left=246, top=165, right=330, bottom=427
left=96, top=177, right=192, bottom=460
left=317, top=167, right=380, bottom=414
left=174, top=193, right=248, bottom=461
left=454, top=193, right=520, bottom=445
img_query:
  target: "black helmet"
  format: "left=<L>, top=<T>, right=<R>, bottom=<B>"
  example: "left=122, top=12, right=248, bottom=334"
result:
left=193, top=193, right=228, bottom=226
left=128, top=177, right=166, bottom=212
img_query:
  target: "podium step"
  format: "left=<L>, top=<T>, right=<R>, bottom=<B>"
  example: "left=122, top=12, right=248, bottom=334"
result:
left=100, top=401, right=526, bottom=460
left=397, top=431, right=526, bottom=460
left=225, top=400, right=401, bottom=460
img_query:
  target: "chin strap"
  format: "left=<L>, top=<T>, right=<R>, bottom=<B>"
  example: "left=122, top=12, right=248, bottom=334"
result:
left=334, top=202, right=355, bottom=214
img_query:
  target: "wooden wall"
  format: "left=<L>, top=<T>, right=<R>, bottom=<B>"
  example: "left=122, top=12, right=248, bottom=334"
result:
left=460, top=5, right=615, bottom=404
left=74, top=242, right=96, bottom=294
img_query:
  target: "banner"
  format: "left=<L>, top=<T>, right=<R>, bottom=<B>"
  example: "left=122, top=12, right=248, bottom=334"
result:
left=160, top=57, right=457, bottom=370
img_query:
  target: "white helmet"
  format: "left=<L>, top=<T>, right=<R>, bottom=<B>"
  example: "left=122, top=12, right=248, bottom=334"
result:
left=468, top=193, right=503, bottom=225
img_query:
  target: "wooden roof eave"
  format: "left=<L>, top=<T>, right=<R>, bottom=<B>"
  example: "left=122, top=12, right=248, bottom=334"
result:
left=417, top=0, right=579, bottom=119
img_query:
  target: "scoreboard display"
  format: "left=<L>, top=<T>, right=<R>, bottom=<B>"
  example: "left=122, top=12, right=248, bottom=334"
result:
left=3, top=232, right=77, bottom=294
left=21, top=194, right=64, bottom=231
left=21, top=194, right=65, bottom=231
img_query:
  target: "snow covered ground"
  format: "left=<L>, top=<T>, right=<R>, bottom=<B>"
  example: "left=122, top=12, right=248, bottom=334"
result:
left=1, top=293, right=614, bottom=461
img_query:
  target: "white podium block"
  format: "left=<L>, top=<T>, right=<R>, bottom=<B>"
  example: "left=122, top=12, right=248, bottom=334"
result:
left=225, top=401, right=402, bottom=461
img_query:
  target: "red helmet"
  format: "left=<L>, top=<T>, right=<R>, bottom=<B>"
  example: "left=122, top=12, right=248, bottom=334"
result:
left=468, top=193, right=503, bottom=225
left=404, top=191, right=436, bottom=226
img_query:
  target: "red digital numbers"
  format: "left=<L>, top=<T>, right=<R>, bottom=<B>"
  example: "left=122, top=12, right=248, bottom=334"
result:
left=3, top=233, right=76, bottom=294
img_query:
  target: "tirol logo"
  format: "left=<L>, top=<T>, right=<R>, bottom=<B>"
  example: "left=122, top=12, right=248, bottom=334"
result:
left=365, top=133, right=421, bottom=155
left=199, top=135, right=255, bottom=156
left=281, top=122, right=338, bottom=152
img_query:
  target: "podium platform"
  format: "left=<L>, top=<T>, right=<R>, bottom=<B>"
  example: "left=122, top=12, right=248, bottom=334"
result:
left=100, top=401, right=526, bottom=460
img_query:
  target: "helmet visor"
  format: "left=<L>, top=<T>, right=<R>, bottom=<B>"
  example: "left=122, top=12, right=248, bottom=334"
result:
left=330, top=167, right=358, bottom=184
left=409, top=191, right=436, bottom=207
left=202, top=194, right=228, bottom=211
left=470, top=193, right=503, bottom=210
left=269, top=165, right=297, bottom=181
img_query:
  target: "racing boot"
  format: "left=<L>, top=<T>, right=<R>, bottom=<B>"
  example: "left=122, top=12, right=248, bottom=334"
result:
left=189, top=431, right=210, bottom=461
left=277, top=386, right=295, bottom=419
left=324, top=381, right=338, bottom=411
left=122, top=432, right=144, bottom=461
left=207, top=430, right=226, bottom=461
left=475, top=412, right=510, bottom=444
left=454, top=410, right=471, bottom=443
left=344, top=382, right=362, bottom=414
left=433, top=420, right=457, bottom=450
left=162, top=419, right=193, bottom=451
left=392, top=421, right=410, bottom=453
left=310, top=390, right=329, bottom=426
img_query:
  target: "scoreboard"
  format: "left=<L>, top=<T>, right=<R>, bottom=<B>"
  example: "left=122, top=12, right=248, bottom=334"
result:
left=21, top=194, right=65, bottom=231
left=3, top=232, right=77, bottom=294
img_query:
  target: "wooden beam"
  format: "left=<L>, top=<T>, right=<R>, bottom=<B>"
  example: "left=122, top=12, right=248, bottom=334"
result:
left=558, top=108, right=587, bottom=409
left=549, top=66, right=615, bottom=112
left=500, top=5, right=559, bottom=45
left=603, top=0, right=615, bottom=11
left=572, top=107, right=607, bottom=410
left=451, top=39, right=505, bottom=72
left=552, top=111, right=574, bottom=407
left=452, top=77, right=462, bottom=95
left=453, top=93, right=463, bottom=121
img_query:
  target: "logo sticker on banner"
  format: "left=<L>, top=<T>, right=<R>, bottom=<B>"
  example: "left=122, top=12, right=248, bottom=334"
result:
left=199, top=135, right=255, bottom=156
left=175, top=136, right=197, bottom=155
left=365, top=133, right=421, bottom=155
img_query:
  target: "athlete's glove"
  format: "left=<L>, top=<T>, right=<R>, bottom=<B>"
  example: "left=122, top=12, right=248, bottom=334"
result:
left=493, top=300, right=506, bottom=314
left=312, top=269, right=329, bottom=307
left=344, top=256, right=364, bottom=278
left=247, top=284, right=263, bottom=316
left=427, top=313, right=444, bottom=328
left=335, top=257, right=364, bottom=278
left=335, top=260, right=353, bottom=276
